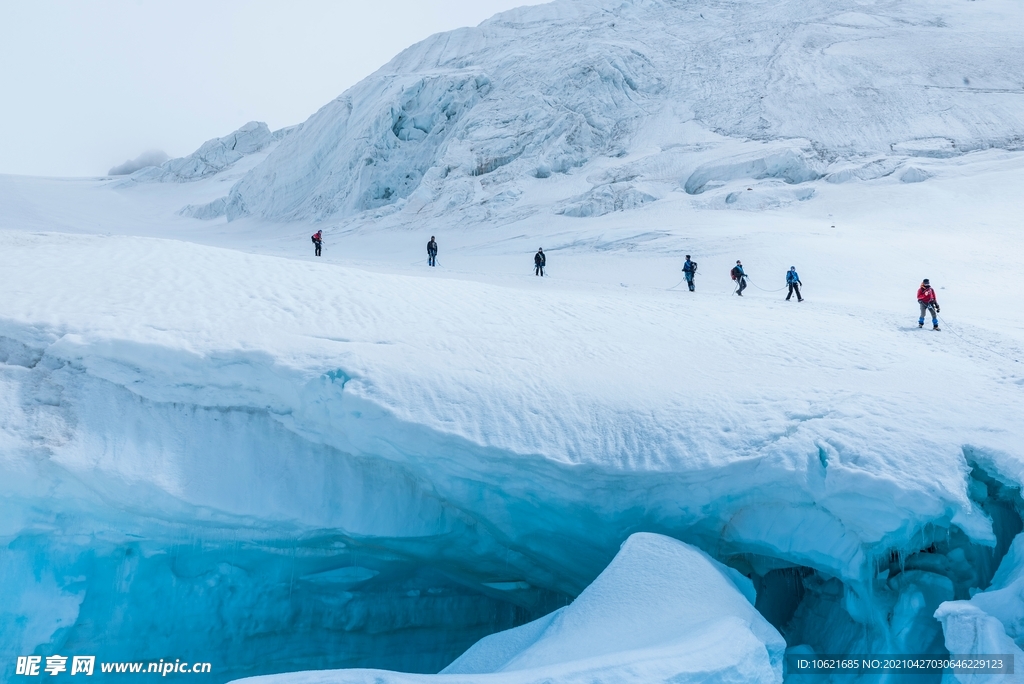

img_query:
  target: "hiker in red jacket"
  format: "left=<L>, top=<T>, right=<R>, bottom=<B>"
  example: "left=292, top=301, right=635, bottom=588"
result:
left=312, top=230, right=322, bottom=257
left=917, top=279, right=940, bottom=330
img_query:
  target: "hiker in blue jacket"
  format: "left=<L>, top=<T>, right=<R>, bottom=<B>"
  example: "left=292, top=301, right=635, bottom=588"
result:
left=682, top=255, right=697, bottom=292
left=786, top=266, right=803, bottom=302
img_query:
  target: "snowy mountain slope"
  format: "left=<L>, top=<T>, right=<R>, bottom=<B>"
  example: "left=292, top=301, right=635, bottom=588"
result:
left=234, top=534, right=786, bottom=684
left=220, top=0, right=1024, bottom=223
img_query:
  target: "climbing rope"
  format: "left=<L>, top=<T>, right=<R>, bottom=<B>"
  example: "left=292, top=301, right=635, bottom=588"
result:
left=938, top=315, right=1020, bottom=364
left=744, top=276, right=788, bottom=293
left=668, top=270, right=700, bottom=291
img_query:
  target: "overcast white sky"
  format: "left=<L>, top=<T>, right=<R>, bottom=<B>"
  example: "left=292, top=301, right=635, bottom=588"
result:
left=0, top=1, right=547, bottom=177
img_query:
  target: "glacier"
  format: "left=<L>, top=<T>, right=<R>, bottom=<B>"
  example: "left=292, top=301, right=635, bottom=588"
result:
left=2, top=0, right=1024, bottom=682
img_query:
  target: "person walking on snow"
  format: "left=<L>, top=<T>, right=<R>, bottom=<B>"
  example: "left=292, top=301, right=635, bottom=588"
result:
left=427, top=236, right=438, bottom=267
left=785, top=266, right=803, bottom=302
left=682, top=255, right=697, bottom=292
left=731, top=260, right=747, bottom=296
left=311, top=230, right=322, bottom=257
left=534, top=248, right=546, bottom=276
left=917, top=279, right=940, bottom=330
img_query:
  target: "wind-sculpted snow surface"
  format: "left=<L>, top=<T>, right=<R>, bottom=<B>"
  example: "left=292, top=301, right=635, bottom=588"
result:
left=223, top=0, right=1024, bottom=222
left=234, top=534, right=786, bottom=684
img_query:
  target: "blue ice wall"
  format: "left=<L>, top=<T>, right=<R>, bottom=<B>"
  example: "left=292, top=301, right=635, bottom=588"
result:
left=2, top=520, right=566, bottom=682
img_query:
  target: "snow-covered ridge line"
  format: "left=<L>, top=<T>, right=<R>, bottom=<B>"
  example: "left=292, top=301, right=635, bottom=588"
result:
left=216, top=0, right=1024, bottom=223
left=5, top=316, right=991, bottom=586
left=120, top=121, right=300, bottom=187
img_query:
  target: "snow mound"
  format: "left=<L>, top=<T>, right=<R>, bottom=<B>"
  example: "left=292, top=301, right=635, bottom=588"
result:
left=825, top=158, right=901, bottom=184
left=232, top=534, right=785, bottom=684
left=221, top=0, right=1024, bottom=223
left=900, top=166, right=934, bottom=183
left=684, top=147, right=825, bottom=195
left=444, top=533, right=784, bottom=677
left=107, top=150, right=169, bottom=176
left=178, top=196, right=228, bottom=220
left=892, top=138, right=959, bottom=159
left=559, top=182, right=658, bottom=217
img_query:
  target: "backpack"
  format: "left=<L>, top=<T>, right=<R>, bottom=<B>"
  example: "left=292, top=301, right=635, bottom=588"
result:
left=730, top=266, right=740, bottom=281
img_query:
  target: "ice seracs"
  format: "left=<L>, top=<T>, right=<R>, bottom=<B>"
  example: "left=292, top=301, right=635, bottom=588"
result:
left=219, top=0, right=1024, bottom=223
left=129, top=120, right=299, bottom=185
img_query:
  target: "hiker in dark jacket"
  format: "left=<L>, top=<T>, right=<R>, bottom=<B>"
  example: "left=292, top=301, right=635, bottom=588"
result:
left=785, top=266, right=803, bottom=302
left=427, top=236, right=438, bottom=267
left=311, top=230, right=322, bottom=257
left=731, top=260, right=747, bottom=296
left=534, top=248, right=546, bottom=276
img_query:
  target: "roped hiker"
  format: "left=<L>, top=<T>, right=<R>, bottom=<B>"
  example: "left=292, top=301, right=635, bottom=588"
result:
left=731, top=260, right=747, bottom=296
left=682, top=255, right=697, bottom=292
left=534, top=248, right=546, bottom=277
left=917, top=279, right=940, bottom=330
left=311, top=230, right=322, bottom=257
left=785, top=266, right=803, bottom=302
left=427, top=236, right=438, bottom=267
